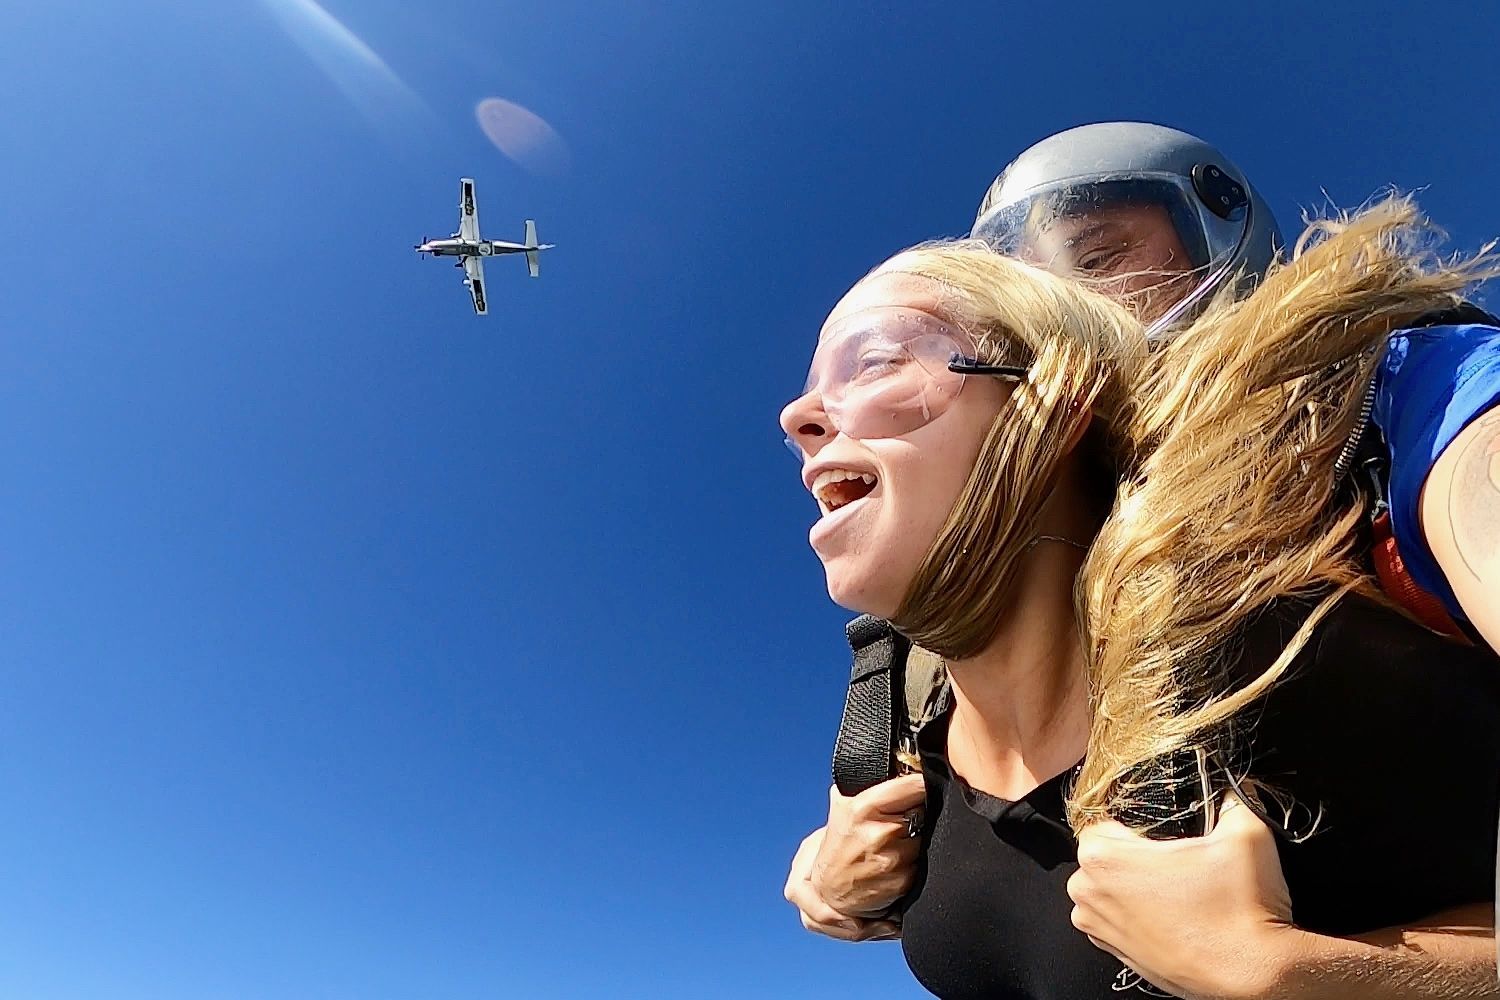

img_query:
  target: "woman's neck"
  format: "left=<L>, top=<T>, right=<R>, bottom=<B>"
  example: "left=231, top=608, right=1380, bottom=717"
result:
left=943, top=538, right=1092, bottom=801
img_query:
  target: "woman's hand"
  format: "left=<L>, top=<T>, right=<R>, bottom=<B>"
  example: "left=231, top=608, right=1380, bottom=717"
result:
left=783, top=774, right=927, bottom=942
left=1067, top=796, right=1304, bottom=1000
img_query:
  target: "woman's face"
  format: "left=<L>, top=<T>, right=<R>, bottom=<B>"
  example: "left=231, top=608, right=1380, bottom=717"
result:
left=780, top=270, right=1010, bottom=617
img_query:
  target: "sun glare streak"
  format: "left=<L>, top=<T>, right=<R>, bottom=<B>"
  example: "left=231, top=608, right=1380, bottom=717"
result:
left=260, top=0, right=432, bottom=140
left=476, top=97, right=571, bottom=178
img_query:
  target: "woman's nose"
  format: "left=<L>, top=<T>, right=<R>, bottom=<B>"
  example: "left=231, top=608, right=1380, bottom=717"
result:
left=779, top=391, right=834, bottom=458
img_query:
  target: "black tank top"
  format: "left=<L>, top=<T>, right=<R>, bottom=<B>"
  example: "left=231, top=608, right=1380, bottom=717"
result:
left=900, top=596, right=1500, bottom=999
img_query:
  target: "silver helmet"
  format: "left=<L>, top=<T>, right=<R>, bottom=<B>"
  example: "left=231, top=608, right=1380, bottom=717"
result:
left=970, top=122, right=1283, bottom=336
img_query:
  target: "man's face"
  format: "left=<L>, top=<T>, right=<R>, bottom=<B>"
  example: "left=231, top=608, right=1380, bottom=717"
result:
left=1021, top=202, right=1197, bottom=322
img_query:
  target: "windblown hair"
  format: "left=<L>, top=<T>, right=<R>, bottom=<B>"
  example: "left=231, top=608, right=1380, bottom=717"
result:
left=883, top=249, right=1146, bottom=659
left=882, top=198, right=1493, bottom=829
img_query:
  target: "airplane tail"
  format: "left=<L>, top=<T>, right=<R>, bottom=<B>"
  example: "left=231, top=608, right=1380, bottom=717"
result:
left=524, top=219, right=540, bottom=278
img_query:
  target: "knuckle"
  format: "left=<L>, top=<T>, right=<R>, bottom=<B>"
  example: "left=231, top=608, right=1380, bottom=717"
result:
left=811, top=839, right=843, bottom=874
left=1226, top=822, right=1260, bottom=848
left=818, top=916, right=859, bottom=941
left=815, top=875, right=854, bottom=907
left=799, top=900, right=847, bottom=935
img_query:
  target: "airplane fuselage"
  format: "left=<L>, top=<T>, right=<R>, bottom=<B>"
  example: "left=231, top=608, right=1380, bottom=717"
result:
left=416, top=237, right=532, bottom=257
left=416, top=178, right=552, bottom=313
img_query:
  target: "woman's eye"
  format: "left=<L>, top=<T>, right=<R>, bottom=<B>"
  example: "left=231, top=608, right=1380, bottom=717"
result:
left=853, top=352, right=901, bottom=378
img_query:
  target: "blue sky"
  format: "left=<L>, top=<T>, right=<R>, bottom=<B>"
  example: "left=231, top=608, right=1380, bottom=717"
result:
left=2, top=2, right=1499, bottom=997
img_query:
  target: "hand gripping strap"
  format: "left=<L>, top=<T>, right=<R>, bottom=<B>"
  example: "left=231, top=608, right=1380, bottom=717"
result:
left=831, top=616, right=910, bottom=796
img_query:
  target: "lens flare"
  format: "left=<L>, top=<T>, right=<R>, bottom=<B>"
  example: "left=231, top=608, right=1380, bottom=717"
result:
left=260, top=0, right=431, bottom=139
left=475, top=97, right=571, bottom=178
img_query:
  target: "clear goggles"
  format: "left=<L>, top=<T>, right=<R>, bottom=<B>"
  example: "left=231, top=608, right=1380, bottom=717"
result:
left=784, top=307, right=1026, bottom=458
left=971, top=172, right=1253, bottom=337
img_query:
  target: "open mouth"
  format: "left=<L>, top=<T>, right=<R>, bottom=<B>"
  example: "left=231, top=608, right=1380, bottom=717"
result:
left=812, top=468, right=878, bottom=516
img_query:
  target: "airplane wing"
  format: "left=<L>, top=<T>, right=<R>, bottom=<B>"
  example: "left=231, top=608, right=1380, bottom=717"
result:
left=458, top=178, right=481, bottom=243
left=463, top=255, right=487, bottom=315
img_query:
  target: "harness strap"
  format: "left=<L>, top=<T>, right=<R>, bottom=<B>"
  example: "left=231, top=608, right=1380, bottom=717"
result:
left=1370, top=511, right=1468, bottom=639
left=831, top=616, right=910, bottom=796
left=1353, top=419, right=1471, bottom=641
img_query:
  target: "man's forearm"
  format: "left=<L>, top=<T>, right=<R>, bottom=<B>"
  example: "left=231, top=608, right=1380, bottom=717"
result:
left=1269, top=905, right=1496, bottom=1000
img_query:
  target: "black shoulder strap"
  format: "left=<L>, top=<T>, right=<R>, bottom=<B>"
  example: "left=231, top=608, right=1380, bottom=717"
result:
left=831, top=616, right=910, bottom=796
left=1413, top=302, right=1500, bottom=328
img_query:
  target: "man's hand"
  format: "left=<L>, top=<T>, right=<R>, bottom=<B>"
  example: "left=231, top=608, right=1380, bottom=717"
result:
left=1067, top=795, right=1300, bottom=1000
left=783, top=774, right=927, bottom=942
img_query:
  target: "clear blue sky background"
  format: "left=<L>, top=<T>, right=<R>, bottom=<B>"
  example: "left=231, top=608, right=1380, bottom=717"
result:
left=2, top=2, right=1498, bottom=998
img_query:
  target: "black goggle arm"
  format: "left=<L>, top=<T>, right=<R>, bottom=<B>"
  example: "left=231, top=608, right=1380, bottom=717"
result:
left=948, top=355, right=1029, bottom=380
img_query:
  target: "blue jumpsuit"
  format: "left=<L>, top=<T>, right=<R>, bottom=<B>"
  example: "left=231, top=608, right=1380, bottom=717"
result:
left=1373, top=320, right=1500, bottom=622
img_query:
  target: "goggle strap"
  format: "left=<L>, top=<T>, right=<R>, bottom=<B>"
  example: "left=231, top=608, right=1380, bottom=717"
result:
left=948, top=356, right=1029, bottom=380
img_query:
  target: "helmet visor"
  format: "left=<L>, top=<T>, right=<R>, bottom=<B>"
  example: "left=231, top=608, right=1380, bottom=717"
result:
left=973, top=175, right=1215, bottom=276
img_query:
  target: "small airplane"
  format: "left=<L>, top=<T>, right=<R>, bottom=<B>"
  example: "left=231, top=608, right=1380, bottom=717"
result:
left=414, top=178, right=553, bottom=315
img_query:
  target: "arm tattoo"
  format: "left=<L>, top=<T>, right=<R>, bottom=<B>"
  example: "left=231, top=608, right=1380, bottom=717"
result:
left=1447, top=407, right=1500, bottom=580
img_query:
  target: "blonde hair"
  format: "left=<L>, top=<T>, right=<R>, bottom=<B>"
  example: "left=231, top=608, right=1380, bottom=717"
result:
left=883, top=248, right=1145, bottom=659
left=881, top=198, right=1492, bottom=829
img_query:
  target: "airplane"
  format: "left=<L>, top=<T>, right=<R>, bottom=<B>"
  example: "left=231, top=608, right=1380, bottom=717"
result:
left=414, top=178, right=553, bottom=315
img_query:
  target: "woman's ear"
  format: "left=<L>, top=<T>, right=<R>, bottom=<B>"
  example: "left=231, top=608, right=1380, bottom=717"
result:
left=1063, top=403, right=1094, bottom=455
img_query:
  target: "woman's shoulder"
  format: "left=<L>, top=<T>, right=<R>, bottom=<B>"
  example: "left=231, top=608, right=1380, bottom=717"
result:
left=1242, top=591, right=1500, bottom=742
left=1240, top=591, right=1500, bottom=931
left=1249, top=591, right=1497, bottom=672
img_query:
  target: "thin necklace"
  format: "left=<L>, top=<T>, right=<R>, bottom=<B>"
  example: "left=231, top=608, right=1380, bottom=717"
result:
left=1029, top=534, right=1089, bottom=552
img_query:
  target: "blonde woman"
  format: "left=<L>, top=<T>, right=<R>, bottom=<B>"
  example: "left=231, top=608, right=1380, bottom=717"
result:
left=779, top=201, right=1500, bottom=1000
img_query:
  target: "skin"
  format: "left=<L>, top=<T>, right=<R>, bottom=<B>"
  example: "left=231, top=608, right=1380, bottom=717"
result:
left=1021, top=202, right=1197, bottom=323
left=1421, top=405, right=1500, bottom=653
left=781, top=269, right=1013, bottom=618
left=783, top=261, right=1499, bottom=998
left=782, top=775, right=925, bottom=942
left=780, top=267, right=1101, bottom=793
left=1070, top=801, right=1497, bottom=1000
